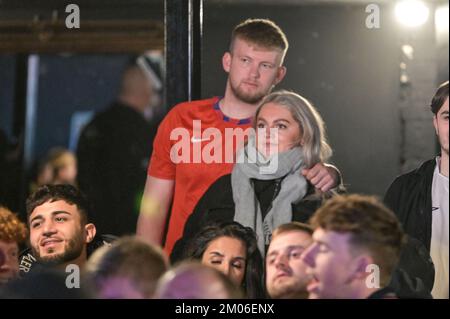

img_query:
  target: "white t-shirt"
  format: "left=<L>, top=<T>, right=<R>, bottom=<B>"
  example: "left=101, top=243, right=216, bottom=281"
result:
left=431, top=157, right=449, bottom=299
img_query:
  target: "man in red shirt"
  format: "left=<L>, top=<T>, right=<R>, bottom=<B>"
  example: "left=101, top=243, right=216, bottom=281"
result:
left=137, top=19, right=340, bottom=254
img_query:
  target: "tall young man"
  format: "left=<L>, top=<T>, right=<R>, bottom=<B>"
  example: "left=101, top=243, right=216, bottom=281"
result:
left=137, top=19, right=340, bottom=254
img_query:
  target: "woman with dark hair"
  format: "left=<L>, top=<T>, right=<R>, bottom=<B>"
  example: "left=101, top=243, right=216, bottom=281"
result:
left=183, top=221, right=265, bottom=299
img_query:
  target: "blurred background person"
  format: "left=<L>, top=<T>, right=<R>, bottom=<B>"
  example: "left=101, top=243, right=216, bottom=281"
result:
left=301, top=194, right=405, bottom=299
left=77, top=61, right=161, bottom=236
left=0, top=206, right=27, bottom=285
left=33, top=159, right=53, bottom=189
left=174, top=221, right=264, bottom=299
left=85, top=236, right=168, bottom=299
left=154, top=262, right=242, bottom=299
left=46, top=148, right=78, bottom=186
left=29, top=147, right=78, bottom=195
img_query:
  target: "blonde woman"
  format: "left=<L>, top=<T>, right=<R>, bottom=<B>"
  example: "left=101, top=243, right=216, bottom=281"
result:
left=173, top=90, right=339, bottom=259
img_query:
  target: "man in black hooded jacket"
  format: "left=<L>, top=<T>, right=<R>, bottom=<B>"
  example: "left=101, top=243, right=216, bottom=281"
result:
left=385, top=81, right=449, bottom=299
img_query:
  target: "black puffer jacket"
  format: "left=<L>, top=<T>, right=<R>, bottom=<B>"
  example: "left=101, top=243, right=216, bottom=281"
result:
left=384, top=158, right=436, bottom=251
left=171, top=173, right=324, bottom=263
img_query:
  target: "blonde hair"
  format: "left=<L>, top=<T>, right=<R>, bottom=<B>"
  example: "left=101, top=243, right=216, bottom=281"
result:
left=255, top=90, right=332, bottom=167
left=230, top=19, right=288, bottom=64
left=272, top=222, right=313, bottom=240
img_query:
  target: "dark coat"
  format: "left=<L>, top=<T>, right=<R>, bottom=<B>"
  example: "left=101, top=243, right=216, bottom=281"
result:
left=171, top=173, right=323, bottom=263
left=384, top=158, right=436, bottom=251
left=384, top=158, right=438, bottom=296
left=76, top=102, right=158, bottom=236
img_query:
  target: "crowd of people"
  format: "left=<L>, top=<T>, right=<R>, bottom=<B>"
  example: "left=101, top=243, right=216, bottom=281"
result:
left=0, top=18, right=448, bottom=299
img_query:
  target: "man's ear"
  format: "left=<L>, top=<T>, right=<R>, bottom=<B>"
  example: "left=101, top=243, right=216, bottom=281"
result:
left=274, top=66, right=287, bottom=86
left=350, top=255, right=373, bottom=281
left=222, top=52, right=231, bottom=73
left=84, top=223, right=96, bottom=244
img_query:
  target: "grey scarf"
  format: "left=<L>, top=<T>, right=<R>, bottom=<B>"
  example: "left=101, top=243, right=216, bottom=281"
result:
left=232, top=135, right=308, bottom=255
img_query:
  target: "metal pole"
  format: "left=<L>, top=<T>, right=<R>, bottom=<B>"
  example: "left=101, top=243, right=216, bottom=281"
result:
left=164, top=0, right=202, bottom=109
left=12, top=54, right=39, bottom=216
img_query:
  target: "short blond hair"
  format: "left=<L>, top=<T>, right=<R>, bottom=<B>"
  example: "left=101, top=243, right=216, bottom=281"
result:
left=230, top=19, right=288, bottom=63
left=272, top=222, right=313, bottom=240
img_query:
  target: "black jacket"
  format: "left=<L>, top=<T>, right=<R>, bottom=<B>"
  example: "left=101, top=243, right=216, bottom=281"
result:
left=76, top=102, right=159, bottom=236
left=367, top=286, right=398, bottom=299
left=384, top=158, right=436, bottom=251
left=388, top=236, right=434, bottom=298
left=384, top=158, right=437, bottom=296
left=171, top=173, right=323, bottom=263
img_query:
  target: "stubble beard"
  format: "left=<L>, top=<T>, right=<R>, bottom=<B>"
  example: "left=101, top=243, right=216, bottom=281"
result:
left=230, top=80, right=272, bottom=105
left=32, top=233, right=85, bottom=267
left=268, top=278, right=308, bottom=299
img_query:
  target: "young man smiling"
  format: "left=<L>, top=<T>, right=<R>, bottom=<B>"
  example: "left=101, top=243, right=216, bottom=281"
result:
left=26, top=184, right=96, bottom=270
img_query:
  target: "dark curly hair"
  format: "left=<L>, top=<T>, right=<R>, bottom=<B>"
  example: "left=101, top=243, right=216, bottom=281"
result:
left=26, top=184, right=90, bottom=226
left=185, top=221, right=265, bottom=299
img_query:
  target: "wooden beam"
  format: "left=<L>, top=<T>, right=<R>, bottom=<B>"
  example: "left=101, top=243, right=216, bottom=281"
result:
left=0, top=20, right=164, bottom=53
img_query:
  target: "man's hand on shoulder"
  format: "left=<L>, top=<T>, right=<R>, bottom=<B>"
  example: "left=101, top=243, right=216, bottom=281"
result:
left=302, top=163, right=340, bottom=192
